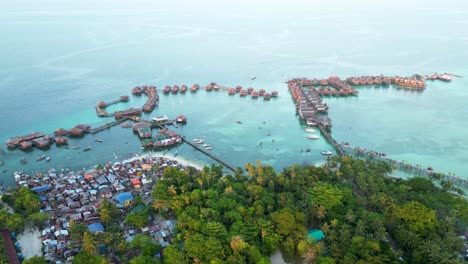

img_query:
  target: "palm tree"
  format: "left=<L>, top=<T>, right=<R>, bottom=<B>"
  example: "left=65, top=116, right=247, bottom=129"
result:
left=168, top=185, right=177, bottom=196
left=330, top=219, right=338, bottom=229
left=314, top=204, right=326, bottom=226
left=99, top=208, right=111, bottom=225
left=303, top=245, right=318, bottom=264
left=345, top=210, right=356, bottom=224
left=230, top=235, right=248, bottom=254
left=321, top=223, right=330, bottom=235
left=82, top=231, right=96, bottom=255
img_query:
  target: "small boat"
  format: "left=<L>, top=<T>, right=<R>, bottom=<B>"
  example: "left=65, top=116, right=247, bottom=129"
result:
left=45, top=156, right=51, bottom=162
left=305, top=128, right=316, bottom=133
left=83, top=146, right=92, bottom=152
left=308, top=135, right=320, bottom=139
left=21, top=158, right=27, bottom=165
left=195, top=139, right=205, bottom=144
left=202, top=143, right=212, bottom=147
left=251, top=76, right=256, bottom=80
left=71, top=146, right=80, bottom=150
left=95, top=139, right=103, bottom=143
left=36, top=155, right=46, bottom=162
left=321, top=151, right=333, bottom=156
left=0, top=161, right=4, bottom=166
left=235, top=121, right=242, bottom=124
left=66, top=157, right=71, bottom=160
left=193, top=138, right=204, bottom=142
left=205, top=146, right=214, bottom=150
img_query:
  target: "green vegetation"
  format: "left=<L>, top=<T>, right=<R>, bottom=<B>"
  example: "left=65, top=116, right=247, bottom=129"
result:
left=0, top=186, right=42, bottom=232
left=22, top=256, right=48, bottom=264
left=151, top=157, right=468, bottom=263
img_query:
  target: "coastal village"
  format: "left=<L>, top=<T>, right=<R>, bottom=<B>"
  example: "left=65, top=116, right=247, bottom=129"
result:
left=1, top=72, right=467, bottom=263
left=9, top=154, right=196, bottom=263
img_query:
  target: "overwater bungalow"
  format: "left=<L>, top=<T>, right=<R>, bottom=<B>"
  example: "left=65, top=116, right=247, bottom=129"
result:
left=271, top=91, right=278, bottom=97
left=239, top=89, right=247, bottom=96
left=132, top=86, right=143, bottom=95
left=259, top=89, right=265, bottom=96
left=176, top=115, right=187, bottom=123
left=251, top=91, right=259, bottom=98
left=172, top=85, right=179, bottom=94
left=228, top=88, right=236, bottom=95
left=54, top=137, right=68, bottom=145
left=264, top=93, right=271, bottom=100
left=163, top=86, right=171, bottom=94
left=19, top=141, right=33, bottom=150
left=247, top=87, right=254, bottom=94
left=54, top=128, right=68, bottom=136
left=180, top=85, right=187, bottom=93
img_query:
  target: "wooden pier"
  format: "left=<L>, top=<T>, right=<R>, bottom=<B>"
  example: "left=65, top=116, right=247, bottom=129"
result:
left=180, top=137, right=237, bottom=173
left=150, top=122, right=236, bottom=172
left=317, top=125, right=345, bottom=156
left=88, top=118, right=130, bottom=134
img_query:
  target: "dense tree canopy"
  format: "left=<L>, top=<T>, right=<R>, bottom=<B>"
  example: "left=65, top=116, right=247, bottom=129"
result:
left=151, top=158, right=468, bottom=264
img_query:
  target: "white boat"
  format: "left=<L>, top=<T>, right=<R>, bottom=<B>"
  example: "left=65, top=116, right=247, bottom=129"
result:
left=205, top=146, right=214, bottom=150
left=305, top=128, right=316, bottom=133
left=321, top=151, right=333, bottom=156
left=45, top=156, right=51, bottom=162
left=308, top=135, right=319, bottom=139
left=202, top=143, right=212, bottom=147
left=194, top=139, right=205, bottom=144
left=193, top=138, right=204, bottom=142
left=251, top=76, right=256, bottom=80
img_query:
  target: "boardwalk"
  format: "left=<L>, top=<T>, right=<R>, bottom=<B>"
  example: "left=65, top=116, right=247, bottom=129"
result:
left=88, top=118, right=130, bottom=134
left=180, top=137, right=237, bottom=173
left=150, top=122, right=237, bottom=172
left=317, top=125, right=345, bottom=156
left=341, top=144, right=468, bottom=189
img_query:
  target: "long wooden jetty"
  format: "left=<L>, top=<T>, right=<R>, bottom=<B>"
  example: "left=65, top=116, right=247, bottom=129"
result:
left=89, top=118, right=130, bottom=134
left=317, top=125, right=344, bottom=156
left=180, top=137, right=237, bottom=173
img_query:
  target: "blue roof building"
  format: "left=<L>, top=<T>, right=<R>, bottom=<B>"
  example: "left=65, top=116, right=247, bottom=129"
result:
left=308, top=229, right=325, bottom=242
left=32, top=185, right=50, bottom=194
left=88, top=222, right=105, bottom=233
left=115, top=192, right=134, bottom=207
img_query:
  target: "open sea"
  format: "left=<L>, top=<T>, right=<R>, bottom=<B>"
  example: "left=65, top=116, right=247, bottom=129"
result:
left=1, top=0, right=468, bottom=188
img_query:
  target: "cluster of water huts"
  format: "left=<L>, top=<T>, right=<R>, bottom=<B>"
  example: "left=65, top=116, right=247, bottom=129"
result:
left=131, top=85, right=159, bottom=113
left=14, top=156, right=187, bottom=262
left=161, top=82, right=278, bottom=100
left=132, top=115, right=186, bottom=149
left=346, top=75, right=426, bottom=89
left=95, top=96, right=130, bottom=117
left=288, top=79, right=332, bottom=127
left=6, top=132, right=69, bottom=150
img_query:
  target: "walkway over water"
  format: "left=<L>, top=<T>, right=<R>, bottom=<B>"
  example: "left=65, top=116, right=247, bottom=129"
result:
left=317, top=125, right=345, bottom=156
left=180, top=137, right=237, bottom=173
left=341, top=144, right=468, bottom=188
left=88, top=118, right=130, bottom=134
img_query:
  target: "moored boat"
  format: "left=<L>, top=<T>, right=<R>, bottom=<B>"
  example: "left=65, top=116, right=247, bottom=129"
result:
left=95, top=139, right=103, bottom=143
left=205, top=146, right=214, bottom=150
left=305, top=128, right=316, bottom=133
left=45, top=156, right=51, bottom=162
left=83, top=146, right=92, bottom=152
left=36, top=155, right=46, bottom=162
left=308, top=135, right=319, bottom=139
left=321, top=150, right=333, bottom=156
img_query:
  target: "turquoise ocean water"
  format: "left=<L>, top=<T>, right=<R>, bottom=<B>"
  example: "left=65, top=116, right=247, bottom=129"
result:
left=1, top=0, right=468, bottom=186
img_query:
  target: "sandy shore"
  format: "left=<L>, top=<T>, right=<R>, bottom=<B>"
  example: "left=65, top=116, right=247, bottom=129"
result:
left=17, top=225, right=42, bottom=259
left=122, top=152, right=206, bottom=171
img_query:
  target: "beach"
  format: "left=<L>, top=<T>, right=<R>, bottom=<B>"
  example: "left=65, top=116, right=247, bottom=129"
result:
left=17, top=225, right=42, bottom=259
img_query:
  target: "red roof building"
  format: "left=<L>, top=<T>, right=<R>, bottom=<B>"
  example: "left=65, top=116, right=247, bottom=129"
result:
left=0, top=229, right=20, bottom=264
